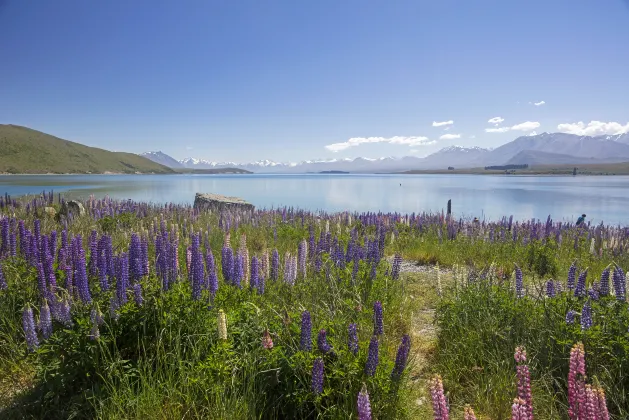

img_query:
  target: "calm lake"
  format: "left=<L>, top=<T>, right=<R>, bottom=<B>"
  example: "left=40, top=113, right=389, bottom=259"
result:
left=1, top=174, right=628, bottom=225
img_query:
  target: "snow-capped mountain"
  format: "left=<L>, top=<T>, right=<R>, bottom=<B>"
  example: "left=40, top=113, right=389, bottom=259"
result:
left=139, top=132, right=629, bottom=173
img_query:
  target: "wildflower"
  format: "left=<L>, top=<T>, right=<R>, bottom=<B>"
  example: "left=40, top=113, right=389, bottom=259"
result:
left=38, top=300, right=53, bottom=340
left=566, top=309, right=576, bottom=325
left=581, top=300, right=592, bottom=331
left=0, top=265, right=7, bottom=290
left=514, top=265, right=524, bottom=298
left=348, top=323, right=359, bottom=355
left=300, top=310, right=312, bottom=351
left=365, top=335, right=379, bottom=376
left=298, top=239, right=307, bottom=278
left=567, top=261, right=577, bottom=291
left=373, top=301, right=384, bottom=335
left=357, top=383, right=372, bottom=420
left=568, top=342, right=586, bottom=420
left=271, top=249, right=279, bottom=281
left=391, top=334, right=411, bottom=379
left=514, top=346, right=533, bottom=419
left=133, top=283, right=144, bottom=306
left=596, top=387, right=610, bottom=420
left=89, top=322, right=100, bottom=341
left=588, top=287, right=599, bottom=301
left=218, top=309, right=227, bottom=340
left=463, top=405, right=477, bottom=420
left=545, top=279, right=556, bottom=298
left=311, top=358, right=324, bottom=395
left=317, top=329, right=333, bottom=354
left=262, top=329, right=273, bottom=349
left=59, top=297, right=73, bottom=327
left=574, top=269, right=587, bottom=298
left=511, top=398, right=528, bottom=420
left=250, top=256, right=259, bottom=291
left=22, top=306, right=39, bottom=352
left=599, top=268, right=610, bottom=296
left=221, top=245, right=233, bottom=285
left=612, top=266, right=626, bottom=301
left=429, top=375, right=449, bottom=420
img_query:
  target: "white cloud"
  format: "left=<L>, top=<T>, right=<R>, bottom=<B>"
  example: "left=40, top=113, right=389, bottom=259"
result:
left=324, top=136, right=434, bottom=152
left=439, top=133, right=461, bottom=140
left=533, top=101, right=545, bottom=106
left=432, top=120, right=454, bottom=127
left=443, top=126, right=451, bottom=131
left=557, top=121, right=629, bottom=136
left=487, top=117, right=504, bottom=126
left=485, top=121, right=540, bottom=133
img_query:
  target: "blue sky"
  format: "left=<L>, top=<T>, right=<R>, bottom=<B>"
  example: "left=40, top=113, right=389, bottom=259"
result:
left=1, top=0, right=629, bottom=162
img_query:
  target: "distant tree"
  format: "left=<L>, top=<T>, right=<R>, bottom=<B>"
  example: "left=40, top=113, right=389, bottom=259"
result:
left=448, top=166, right=454, bottom=170
left=573, top=167, right=577, bottom=176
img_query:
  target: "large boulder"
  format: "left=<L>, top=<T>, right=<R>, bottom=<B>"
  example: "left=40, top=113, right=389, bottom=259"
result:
left=60, top=200, right=86, bottom=217
left=193, top=193, right=254, bottom=213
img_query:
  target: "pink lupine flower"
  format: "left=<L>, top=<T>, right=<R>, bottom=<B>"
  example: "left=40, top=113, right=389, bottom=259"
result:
left=584, top=385, right=598, bottom=420
left=463, top=405, right=477, bottom=420
left=429, top=375, right=449, bottom=420
left=514, top=346, right=533, bottom=420
left=596, top=387, right=610, bottom=420
left=511, top=398, right=528, bottom=420
left=568, top=342, right=586, bottom=420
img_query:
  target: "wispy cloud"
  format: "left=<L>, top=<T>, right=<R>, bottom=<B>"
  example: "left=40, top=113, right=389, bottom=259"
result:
left=533, top=100, right=545, bottom=106
left=485, top=121, right=540, bottom=133
left=432, top=120, right=454, bottom=127
left=324, top=136, right=434, bottom=152
left=439, top=133, right=461, bottom=140
left=557, top=121, right=629, bottom=136
left=487, top=116, right=504, bottom=126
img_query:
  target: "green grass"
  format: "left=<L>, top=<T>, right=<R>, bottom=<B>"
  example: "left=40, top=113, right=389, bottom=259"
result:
left=0, top=125, right=174, bottom=174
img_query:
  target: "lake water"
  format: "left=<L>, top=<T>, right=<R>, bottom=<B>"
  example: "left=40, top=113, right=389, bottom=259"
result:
left=1, top=174, right=628, bottom=225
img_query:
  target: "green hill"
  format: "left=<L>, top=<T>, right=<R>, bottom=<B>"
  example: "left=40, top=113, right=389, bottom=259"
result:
left=0, top=125, right=175, bottom=174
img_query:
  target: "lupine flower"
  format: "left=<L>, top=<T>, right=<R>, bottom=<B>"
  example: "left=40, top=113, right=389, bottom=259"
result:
left=262, top=329, right=273, bottom=349
left=90, top=307, right=104, bottom=326
left=271, top=249, right=279, bottom=281
left=0, top=265, right=7, bottom=290
left=514, top=346, right=533, bottom=419
left=391, top=334, right=411, bottom=379
left=348, top=323, right=359, bottom=355
left=568, top=342, right=586, bottom=420
left=311, top=357, right=324, bottom=395
left=567, top=261, right=577, bottom=291
left=463, top=405, right=477, bottom=420
left=574, top=269, right=587, bottom=298
left=298, top=239, right=307, bottom=278
left=221, top=245, right=233, bottom=285
left=588, top=287, right=599, bottom=301
left=514, top=265, right=524, bottom=298
left=599, top=268, right=610, bottom=296
left=565, top=309, right=576, bottom=325
left=37, top=300, right=53, bottom=341
left=580, top=300, right=592, bottom=330
left=545, top=280, right=556, bottom=298
left=511, top=398, right=528, bottom=420
left=365, top=335, right=379, bottom=376
left=317, top=329, right=333, bottom=354
left=74, top=246, right=92, bottom=304
left=218, top=309, right=228, bottom=340
left=59, top=297, right=73, bottom=327
left=612, top=266, right=626, bottom=301
left=596, top=387, right=610, bottom=420
left=300, top=310, right=312, bottom=351
left=89, top=322, right=100, bottom=341
left=373, top=301, right=384, bottom=335
left=249, top=256, right=259, bottom=291
left=133, top=283, right=144, bottom=306
left=429, top=375, right=449, bottom=420
left=356, top=383, right=372, bottom=420
left=391, top=253, right=402, bottom=281
left=109, top=294, right=120, bottom=321
left=22, top=306, right=39, bottom=352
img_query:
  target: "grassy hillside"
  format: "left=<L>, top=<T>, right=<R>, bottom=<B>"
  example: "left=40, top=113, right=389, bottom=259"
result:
left=0, top=125, right=174, bottom=174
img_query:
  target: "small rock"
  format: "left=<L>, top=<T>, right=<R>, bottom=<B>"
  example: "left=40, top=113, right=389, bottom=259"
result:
left=193, top=192, right=255, bottom=213
left=60, top=200, right=86, bottom=217
left=44, top=207, right=57, bottom=217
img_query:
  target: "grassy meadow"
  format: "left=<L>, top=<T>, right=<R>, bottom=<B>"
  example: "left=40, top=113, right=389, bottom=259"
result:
left=1, top=192, right=628, bottom=419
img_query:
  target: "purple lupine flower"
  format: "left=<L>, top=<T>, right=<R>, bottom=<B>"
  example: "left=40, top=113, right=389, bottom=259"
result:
left=546, top=280, right=556, bottom=298
left=88, top=230, right=98, bottom=277
left=257, top=260, right=265, bottom=295
left=298, top=239, right=307, bottom=278
left=58, top=297, right=73, bottom=327
left=567, top=261, right=577, bottom=291
left=514, top=265, right=524, bottom=298
left=317, top=329, right=333, bottom=354
left=133, top=283, right=144, bottom=306
left=348, top=323, right=359, bottom=355
left=588, top=287, right=599, bottom=301
left=74, top=245, right=91, bottom=304
left=233, top=251, right=244, bottom=288
left=0, top=264, right=7, bottom=290
left=129, top=233, right=143, bottom=282
left=284, top=254, right=294, bottom=285
left=22, top=306, right=39, bottom=352
left=250, top=256, right=259, bottom=291
left=190, top=235, right=204, bottom=300
left=612, top=266, right=626, bottom=301
left=38, top=300, right=53, bottom=339
left=365, top=336, right=379, bottom=376
left=300, top=310, right=312, bottom=351
left=581, top=300, right=592, bottom=330
left=391, top=254, right=402, bottom=281
left=115, top=253, right=129, bottom=305
left=391, top=334, right=411, bottom=379
left=205, top=249, right=215, bottom=287
left=97, top=235, right=110, bottom=291
left=311, top=358, right=324, bottom=395
left=90, top=307, right=104, bottom=326
left=141, top=237, right=149, bottom=276
left=373, top=301, right=384, bottom=335
left=566, top=309, right=576, bottom=325
left=221, top=245, right=233, bottom=284
left=357, top=383, right=372, bottom=420
left=271, top=249, right=279, bottom=281
left=574, top=269, right=587, bottom=298
left=599, top=268, right=610, bottom=297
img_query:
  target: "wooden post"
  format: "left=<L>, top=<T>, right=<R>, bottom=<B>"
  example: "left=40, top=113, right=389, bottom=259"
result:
left=447, top=199, right=451, bottom=216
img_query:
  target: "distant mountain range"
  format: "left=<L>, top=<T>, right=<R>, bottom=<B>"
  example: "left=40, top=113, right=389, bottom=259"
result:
left=141, top=132, right=629, bottom=173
